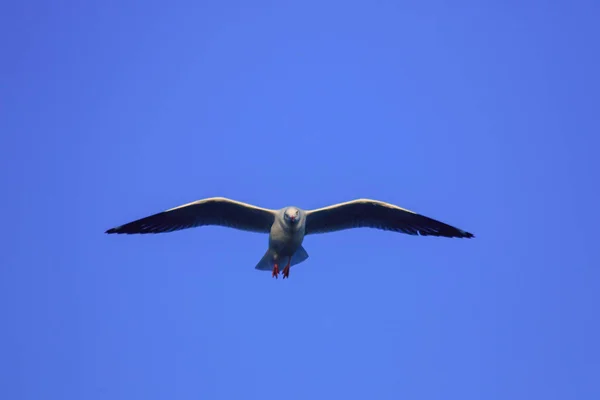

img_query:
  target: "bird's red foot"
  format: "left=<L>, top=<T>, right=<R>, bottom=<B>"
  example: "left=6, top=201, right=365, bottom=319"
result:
left=282, top=257, right=291, bottom=279
left=272, top=264, right=279, bottom=278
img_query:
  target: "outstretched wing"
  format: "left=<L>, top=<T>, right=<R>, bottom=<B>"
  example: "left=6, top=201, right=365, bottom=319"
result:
left=304, top=199, right=474, bottom=238
left=105, top=197, right=276, bottom=234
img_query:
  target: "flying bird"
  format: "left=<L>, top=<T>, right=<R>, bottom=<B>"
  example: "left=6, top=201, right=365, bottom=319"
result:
left=106, top=197, right=474, bottom=279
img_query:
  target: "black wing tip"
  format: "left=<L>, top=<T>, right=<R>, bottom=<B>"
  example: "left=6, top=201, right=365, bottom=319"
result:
left=431, top=227, right=474, bottom=239
left=105, top=225, right=141, bottom=234
left=457, top=230, right=475, bottom=239
left=105, top=224, right=160, bottom=234
left=426, top=231, right=475, bottom=239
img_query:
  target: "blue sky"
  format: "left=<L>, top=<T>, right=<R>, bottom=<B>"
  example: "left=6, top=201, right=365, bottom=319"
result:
left=1, top=1, right=599, bottom=399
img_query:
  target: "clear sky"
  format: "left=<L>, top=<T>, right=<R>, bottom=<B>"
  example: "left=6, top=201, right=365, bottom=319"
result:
left=1, top=1, right=599, bottom=399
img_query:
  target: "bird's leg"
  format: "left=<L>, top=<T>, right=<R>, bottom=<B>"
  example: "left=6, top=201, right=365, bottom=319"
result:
left=282, top=257, right=292, bottom=279
left=272, top=263, right=279, bottom=278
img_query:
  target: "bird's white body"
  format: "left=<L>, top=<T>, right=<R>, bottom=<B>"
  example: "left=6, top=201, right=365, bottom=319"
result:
left=255, top=207, right=309, bottom=272
left=268, top=208, right=306, bottom=259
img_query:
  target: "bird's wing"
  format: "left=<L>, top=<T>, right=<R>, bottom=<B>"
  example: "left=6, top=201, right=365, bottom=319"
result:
left=105, top=197, right=276, bottom=234
left=304, top=199, right=474, bottom=238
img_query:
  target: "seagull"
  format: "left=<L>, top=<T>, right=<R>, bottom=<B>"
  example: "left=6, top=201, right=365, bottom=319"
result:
left=106, top=197, right=474, bottom=279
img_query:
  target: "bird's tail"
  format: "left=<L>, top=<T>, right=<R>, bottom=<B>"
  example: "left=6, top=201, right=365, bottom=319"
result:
left=254, top=246, right=310, bottom=271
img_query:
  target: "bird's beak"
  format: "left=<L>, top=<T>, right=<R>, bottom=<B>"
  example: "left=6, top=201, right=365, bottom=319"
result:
left=290, top=216, right=296, bottom=222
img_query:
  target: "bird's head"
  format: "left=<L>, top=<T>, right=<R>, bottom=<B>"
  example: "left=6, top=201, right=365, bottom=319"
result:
left=283, top=207, right=300, bottom=224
